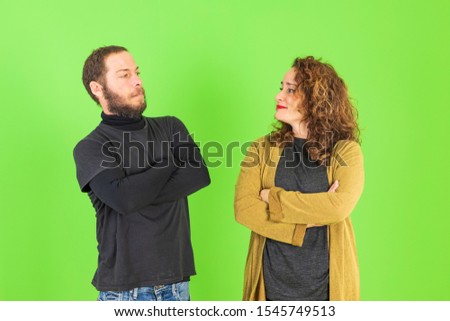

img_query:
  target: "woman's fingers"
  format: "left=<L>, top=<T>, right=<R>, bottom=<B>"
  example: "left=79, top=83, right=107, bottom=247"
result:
left=328, top=180, right=339, bottom=192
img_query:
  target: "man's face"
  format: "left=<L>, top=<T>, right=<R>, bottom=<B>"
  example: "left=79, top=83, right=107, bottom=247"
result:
left=101, top=51, right=147, bottom=118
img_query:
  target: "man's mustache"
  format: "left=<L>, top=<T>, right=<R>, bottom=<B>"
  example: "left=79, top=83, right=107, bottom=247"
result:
left=132, top=87, right=145, bottom=97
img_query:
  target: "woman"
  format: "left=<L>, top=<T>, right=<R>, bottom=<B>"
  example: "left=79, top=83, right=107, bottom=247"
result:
left=234, top=56, right=364, bottom=301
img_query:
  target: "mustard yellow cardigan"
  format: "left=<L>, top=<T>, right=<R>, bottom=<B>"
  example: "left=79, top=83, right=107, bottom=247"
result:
left=234, top=136, right=364, bottom=300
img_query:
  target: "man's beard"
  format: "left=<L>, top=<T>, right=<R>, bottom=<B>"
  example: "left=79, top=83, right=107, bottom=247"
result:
left=103, top=86, right=147, bottom=118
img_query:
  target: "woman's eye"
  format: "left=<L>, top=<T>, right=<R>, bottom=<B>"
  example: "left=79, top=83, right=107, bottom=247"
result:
left=288, top=88, right=295, bottom=94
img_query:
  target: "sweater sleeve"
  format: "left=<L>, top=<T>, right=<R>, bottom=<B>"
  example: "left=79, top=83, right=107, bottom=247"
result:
left=152, top=117, right=210, bottom=204
left=234, top=139, right=307, bottom=246
left=88, top=158, right=176, bottom=215
left=268, top=141, right=364, bottom=225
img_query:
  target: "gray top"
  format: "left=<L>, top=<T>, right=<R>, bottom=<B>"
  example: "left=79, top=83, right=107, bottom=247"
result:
left=263, top=137, right=330, bottom=300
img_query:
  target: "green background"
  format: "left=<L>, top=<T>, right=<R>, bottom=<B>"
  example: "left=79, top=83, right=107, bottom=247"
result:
left=0, top=0, right=449, bottom=300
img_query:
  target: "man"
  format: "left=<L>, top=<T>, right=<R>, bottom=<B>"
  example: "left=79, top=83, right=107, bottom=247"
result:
left=73, top=45, right=210, bottom=301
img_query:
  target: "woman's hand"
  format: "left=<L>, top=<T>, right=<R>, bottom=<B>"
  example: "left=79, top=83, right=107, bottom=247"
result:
left=307, top=180, right=339, bottom=227
left=260, top=180, right=339, bottom=204
left=328, top=180, right=339, bottom=193
left=260, top=189, right=270, bottom=203
left=260, top=181, right=339, bottom=228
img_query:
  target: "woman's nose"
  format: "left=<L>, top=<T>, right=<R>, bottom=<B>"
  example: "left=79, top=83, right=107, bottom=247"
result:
left=275, top=91, right=283, bottom=102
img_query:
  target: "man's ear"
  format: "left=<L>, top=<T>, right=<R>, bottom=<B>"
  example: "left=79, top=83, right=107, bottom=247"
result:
left=89, top=81, right=103, bottom=100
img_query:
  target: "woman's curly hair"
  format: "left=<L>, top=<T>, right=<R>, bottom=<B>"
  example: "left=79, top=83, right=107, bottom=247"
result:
left=271, top=56, right=360, bottom=165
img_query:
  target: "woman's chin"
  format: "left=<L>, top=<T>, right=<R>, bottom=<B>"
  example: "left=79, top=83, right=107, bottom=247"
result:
left=274, top=113, right=283, bottom=122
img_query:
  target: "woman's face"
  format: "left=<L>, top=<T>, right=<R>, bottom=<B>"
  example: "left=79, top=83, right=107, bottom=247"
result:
left=275, top=67, right=303, bottom=126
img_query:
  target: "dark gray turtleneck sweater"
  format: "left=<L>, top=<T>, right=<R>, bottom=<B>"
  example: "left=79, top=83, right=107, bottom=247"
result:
left=73, top=113, right=210, bottom=291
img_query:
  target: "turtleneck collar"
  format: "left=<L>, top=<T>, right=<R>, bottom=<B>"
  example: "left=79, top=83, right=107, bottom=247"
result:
left=100, top=112, right=146, bottom=130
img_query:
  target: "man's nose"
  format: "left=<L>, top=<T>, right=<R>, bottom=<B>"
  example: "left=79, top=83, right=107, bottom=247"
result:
left=132, top=74, right=142, bottom=87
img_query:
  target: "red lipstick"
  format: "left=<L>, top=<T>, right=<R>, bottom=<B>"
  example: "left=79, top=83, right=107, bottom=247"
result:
left=276, top=105, right=287, bottom=111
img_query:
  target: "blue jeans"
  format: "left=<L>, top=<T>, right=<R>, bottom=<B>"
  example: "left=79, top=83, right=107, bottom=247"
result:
left=98, top=281, right=190, bottom=301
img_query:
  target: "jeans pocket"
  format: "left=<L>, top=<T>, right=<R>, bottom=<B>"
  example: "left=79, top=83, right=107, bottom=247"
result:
left=98, top=291, right=123, bottom=301
left=173, top=281, right=190, bottom=301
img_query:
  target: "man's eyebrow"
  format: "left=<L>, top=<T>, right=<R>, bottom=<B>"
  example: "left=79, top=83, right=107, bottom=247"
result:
left=115, top=67, right=140, bottom=73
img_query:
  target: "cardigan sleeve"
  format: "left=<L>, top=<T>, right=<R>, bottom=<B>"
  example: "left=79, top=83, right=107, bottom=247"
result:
left=268, top=141, right=364, bottom=225
left=234, top=139, right=307, bottom=246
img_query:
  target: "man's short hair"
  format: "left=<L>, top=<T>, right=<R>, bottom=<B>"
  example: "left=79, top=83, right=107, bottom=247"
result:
left=82, top=45, right=127, bottom=104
